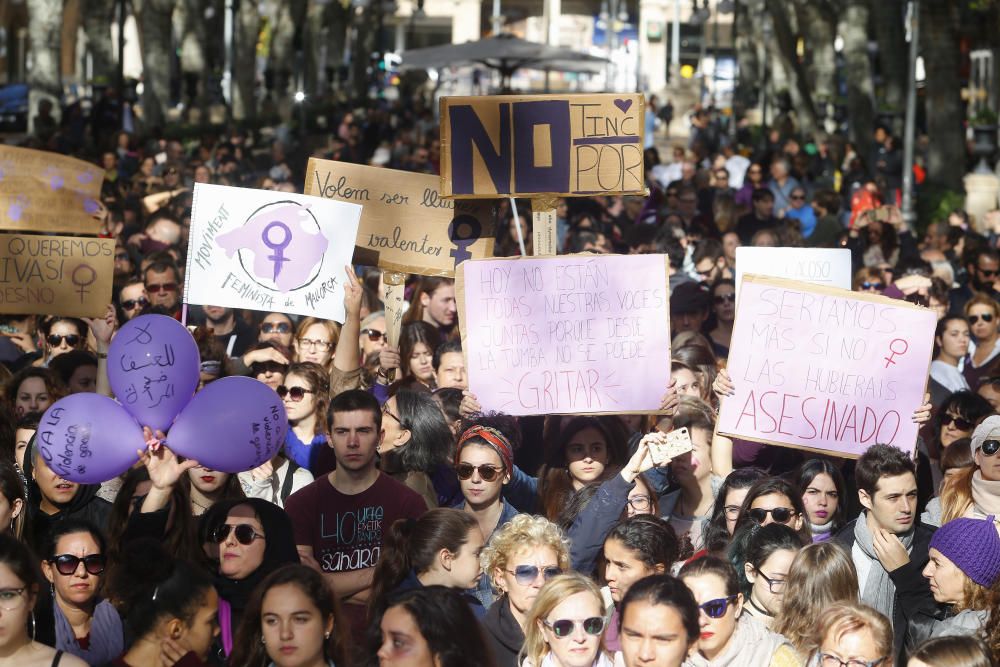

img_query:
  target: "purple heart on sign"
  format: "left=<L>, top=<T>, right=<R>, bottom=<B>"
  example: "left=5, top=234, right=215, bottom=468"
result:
left=83, top=198, right=99, bottom=214
left=614, top=98, right=633, bottom=113
left=50, top=175, right=64, bottom=191
left=77, top=172, right=94, bottom=184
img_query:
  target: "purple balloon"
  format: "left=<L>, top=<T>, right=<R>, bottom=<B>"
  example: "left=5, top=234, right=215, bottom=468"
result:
left=108, top=314, right=200, bottom=432
left=37, top=394, right=144, bottom=484
left=167, top=377, right=287, bottom=473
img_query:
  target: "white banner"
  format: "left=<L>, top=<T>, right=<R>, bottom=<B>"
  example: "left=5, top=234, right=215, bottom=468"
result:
left=185, top=184, right=362, bottom=322
left=735, top=247, right=852, bottom=302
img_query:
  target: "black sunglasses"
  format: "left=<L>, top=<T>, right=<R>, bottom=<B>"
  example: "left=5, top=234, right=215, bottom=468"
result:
left=980, top=439, right=1000, bottom=456
left=714, top=294, right=735, bottom=304
left=260, top=322, right=292, bottom=334
left=860, top=282, right=885, bottom=291
left=941, top=414, right=973, bottom=431
left=211, top=523, right=265, bottom=545
left=543, top=617, right=604, bottom=638
left=969, top=313, right=995, bottom=325
left=361, top=328, right=386, bottom=342
left=46, top=334, right=81, bottom=347
left=747, top=507, right=796, bottom=525
left=456, top=463, right=504, bottom=482
left=276, top=385, right=313, bottom=401
left=49, top=554, right=106, bottom=576
left=121, top=297, right=150, bottom=311
left=509, top=564, right=562, bottom=585
left=977, top=267, right=999, bottom=278
left=252, top=361, right=287, bottom=375
left=698, top=595, right=739, bottom=618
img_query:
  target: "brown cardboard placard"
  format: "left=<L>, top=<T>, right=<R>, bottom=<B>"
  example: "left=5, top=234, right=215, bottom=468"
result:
left=303, top=158, right=495, bottom=276
left=0, top=146, right=105, bottom=234
left=0, top=233, right=114, bottom=317
left=717, top=274, right=934, bottom=459
left=455, top=253, right=671, bottom=416
left=439, top=93, right=646, bottom=198
left=532, top=196, right=559, bottom=256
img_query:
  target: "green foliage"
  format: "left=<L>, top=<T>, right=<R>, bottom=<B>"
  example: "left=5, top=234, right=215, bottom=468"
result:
left=970, top=107, right=999, bottom=126
left=916, top=184, right=966, bottom=234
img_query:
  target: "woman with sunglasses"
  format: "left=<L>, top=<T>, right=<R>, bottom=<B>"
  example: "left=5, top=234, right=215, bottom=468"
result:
left=105, top=538, right=219, bottom=667
left=280, top=362, right=331, bottom=472
left=368, top=508, right=485, bottom=621
left=795, top=459, right=847, bottom=542
left=702, top=468, right=768, bottom=555
left=38, top=317, right=88, bottom=367
left=520, top=573, right=613, bottom=667
left=617, top=574, right=699, bottom=667
left=730, top=523, right=807, bottom=629
left=709, top=280, right=736, bottom=356
left=378, top=389, right=454, bottom=509
left=481, top=515, right=571, bottom=667
left=930, top=316, right=972, bottom=398
left=773, top=542, right=860, bottom=657
left=230, top=564, right=350, bottom=667
left=678, top=555, right=796, bottom=667
left=963, top=295, right=1000, bottom=388
left=852, top=267, right=886, bottom=294
left=926, top=392, right=991, bottom=496
left=5, top=367, right=65, bottom=418
left=0, top=533, right=87, bottom=667
left=257, top=312, right=296, bottom=348
left=293, top=317, right=339, bottom=371
left=937, top=417, right=1000, bottom=526
left=733, top=477, right=811, bottom=544
left=35, top=519, right=123, bottom=664
left=809, top=602, right=892, bottom=667
left=241, top=341, right=290, bottom=391
left=203, top=498, right=300, bottom=662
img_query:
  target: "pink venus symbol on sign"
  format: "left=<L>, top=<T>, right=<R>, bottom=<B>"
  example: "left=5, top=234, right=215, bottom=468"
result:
left=884, top=338, right=908, bottom=368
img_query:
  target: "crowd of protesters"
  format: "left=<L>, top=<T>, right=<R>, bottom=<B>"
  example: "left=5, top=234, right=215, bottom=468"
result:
left=0, top=95, right=997, bottom=667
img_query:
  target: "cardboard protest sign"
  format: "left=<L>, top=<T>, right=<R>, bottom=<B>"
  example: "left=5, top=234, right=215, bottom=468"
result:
left=303, top=158, right=495, bottom=276
left=0, top=233, right=113, bottom=317
left=0, top=146, right=105, bottom=234
left=718, top=275, right=935, bottom=458
left=735, top=247, right=851, bottom=301
left=184, top=184, right=361, bottom=322
left=456, top=254, right=671, bottom=416
left=440, top=94, right=646, bottom=198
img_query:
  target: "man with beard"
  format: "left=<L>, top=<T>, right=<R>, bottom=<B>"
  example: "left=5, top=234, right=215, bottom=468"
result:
left=201, top=306, right=256, bottom=356
left=950, top=247, right=1000, bottom=314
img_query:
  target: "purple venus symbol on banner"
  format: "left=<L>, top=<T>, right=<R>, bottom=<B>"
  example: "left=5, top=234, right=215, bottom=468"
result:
left=262, top=221, right=292, bottom=281
left=216, top=201, right=329, bottom=293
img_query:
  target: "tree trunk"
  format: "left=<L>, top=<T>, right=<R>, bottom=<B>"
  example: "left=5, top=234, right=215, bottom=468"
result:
left=871, top=0, right=907, bottom=125
left=838, top=0, right=875, bottom=162
left=921, top=1, right=964, bottom=191
left=134, top=0, right=175, bottom=129
left=794, top=0, right=836, bottom=127
left=733, top=0, right=759, bottom=112
left=178, top=0, right=207, bottom=118
left=764, top=0, right=819, bottom=136
left=266, top=0, right=305, bottom=115
left=26, top=0, right=63, bottom=134
left=83, top=0, right=116, bottom=85
left=232, top=0, right=260, bottom=121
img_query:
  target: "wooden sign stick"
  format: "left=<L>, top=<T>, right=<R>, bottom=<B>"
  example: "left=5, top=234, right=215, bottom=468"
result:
left=532, top=196, right=559, bottom=256
left=381, top=270, right=407, bottom=381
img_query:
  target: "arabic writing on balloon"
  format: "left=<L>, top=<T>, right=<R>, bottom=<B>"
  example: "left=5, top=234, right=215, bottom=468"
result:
left=117, top=321, right=179, bottom=411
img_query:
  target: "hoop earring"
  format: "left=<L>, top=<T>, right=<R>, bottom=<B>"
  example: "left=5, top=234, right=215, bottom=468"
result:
left=30, top=612, right=36, bottom=641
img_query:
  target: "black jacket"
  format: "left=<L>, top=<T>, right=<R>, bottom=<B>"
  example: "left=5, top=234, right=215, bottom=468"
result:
left=833, top=517, right=936, bottom=661
left=482, top=597, right=525, bottom=667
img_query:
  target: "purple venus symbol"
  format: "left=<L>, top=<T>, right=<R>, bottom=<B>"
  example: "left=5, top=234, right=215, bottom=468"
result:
left=262, top=221, right=292, bottom=281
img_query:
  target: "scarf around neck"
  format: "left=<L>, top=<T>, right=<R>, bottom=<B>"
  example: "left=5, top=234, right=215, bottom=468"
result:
left=971, top=470, right=1000, bottom=517
left=53, top=597, right=124, bottom=664
left=853, top=512, right=914, bottom=621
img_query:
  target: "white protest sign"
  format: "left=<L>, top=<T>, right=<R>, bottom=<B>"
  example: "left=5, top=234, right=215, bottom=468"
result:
left=185, top=184, right=362, bottom=322
left=735, top=247, right=851, bottom=302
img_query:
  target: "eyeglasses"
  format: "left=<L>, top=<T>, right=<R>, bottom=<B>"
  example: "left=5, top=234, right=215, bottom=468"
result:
left=260, top=322, right=292, bottom=334
left=298, top=338, right=332, bottom=350
left=146, top=282, right=178, bottom=294
left=980, top=439, right=1000, bottom=456
left=790, top=194, right=806, bottom=200
left=752, top=566, right=787, bottom=594
left=508, top=565, right=562, bottom=585
left=0, top=588, right=26, bottom=611
left=747, top=507, right=797, bottom=525
left=627, top=495, right=652, bottom=511
left=456, top=463, right=504, bottom=482
left=211, top=523, right=265, bottom=545
left=49, top=554, right=106, bottom=576
left=252, top=361, right=287, bottom=375
left=714, top=294, right=735, bottom=304
left=361, top=329, right=386, bottom=342
left=121, top=297, right=150, bottom=311
left=969, top=313, right=995, bottom=325
left=543, top=617, right=604, bottom=638
left=381, top=403, right=402, bottom=424
left=941, top=414, right=973, bottom=431
left=698, top=595, right=739, bottom=618
left=860, top=282, right=885, bottom=291
left=819, top=653, right=887, bottom=667
left=46, top=334, right=81, bottom=347
left=276, top=385, right=314, bottom=401
left=977, top=267, right=999, bottom=278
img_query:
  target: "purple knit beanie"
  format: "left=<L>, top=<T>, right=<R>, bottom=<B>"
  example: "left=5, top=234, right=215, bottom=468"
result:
left=929, top=516, right=1000, bottom=587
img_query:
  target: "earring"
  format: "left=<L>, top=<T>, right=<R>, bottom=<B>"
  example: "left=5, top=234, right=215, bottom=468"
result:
left=324, top=631, right=331, bottom=639
left=261, top=636, right=266, bottom=645
left=30, top=612, right=36, bottom=641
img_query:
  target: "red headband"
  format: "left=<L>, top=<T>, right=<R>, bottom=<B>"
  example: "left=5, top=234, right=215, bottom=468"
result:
left=456, top=425, right=514, bottom=472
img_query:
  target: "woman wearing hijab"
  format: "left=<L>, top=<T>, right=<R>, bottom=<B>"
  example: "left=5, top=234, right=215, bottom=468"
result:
left=200, top=498, right=300, bottom=663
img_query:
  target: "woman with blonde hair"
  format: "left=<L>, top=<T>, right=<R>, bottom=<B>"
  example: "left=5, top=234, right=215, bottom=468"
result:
left=963, top=293, right=1000, bottom=387
left=520, top=572, right=612, bottom=667
left=809, top=602, right=892, bottom=667
left=481, top=515, right=571, bottom=667
left=293, top=316, right=340, bottom=371
left=773, top=542, right=859, bottom=656
left=937, top=416, right=1000, bottom=525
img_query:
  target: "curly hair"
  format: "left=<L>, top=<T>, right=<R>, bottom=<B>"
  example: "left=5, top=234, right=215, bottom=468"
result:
left=480, top=514, right=570, bottom=593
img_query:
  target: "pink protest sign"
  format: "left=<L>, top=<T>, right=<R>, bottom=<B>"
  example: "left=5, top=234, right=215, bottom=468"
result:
left=455, top=254, right=671, bottom=416
left=718, top=275, right=935, bottom=457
